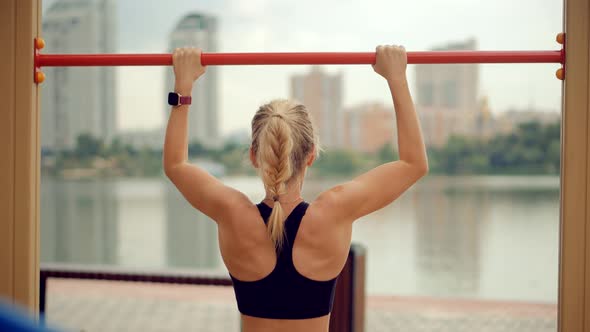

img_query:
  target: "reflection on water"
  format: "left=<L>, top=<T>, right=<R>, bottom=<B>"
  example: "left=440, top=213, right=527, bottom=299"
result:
left=413, top=182, right=487, bottom=298
left=164, top=181, right=220, bottom=269
left=40, top=175, right=559, bottom=303
left=41, top=179, right=119, bottom=264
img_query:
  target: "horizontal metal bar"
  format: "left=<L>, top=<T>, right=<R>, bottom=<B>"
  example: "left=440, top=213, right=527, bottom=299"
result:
left=40, top=263, right=233, bottom=286
left=36, top=50, right=564, bottom=67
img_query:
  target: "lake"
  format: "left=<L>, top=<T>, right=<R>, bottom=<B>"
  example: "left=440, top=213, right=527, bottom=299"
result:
left=40, top=175, right=559, bottom=304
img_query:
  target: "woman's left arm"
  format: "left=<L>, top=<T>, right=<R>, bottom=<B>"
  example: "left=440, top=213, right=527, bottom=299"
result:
left=163, top=47, right=248, bottom=222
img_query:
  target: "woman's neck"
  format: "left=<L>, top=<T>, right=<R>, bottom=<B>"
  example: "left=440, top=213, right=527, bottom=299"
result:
left=263, top=179, right=304, bottom=205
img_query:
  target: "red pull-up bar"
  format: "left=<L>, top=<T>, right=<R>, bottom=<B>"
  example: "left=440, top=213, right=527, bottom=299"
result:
left=37, top=50, right=564, bottom=67
left=32, top=34, right=567, bottom=83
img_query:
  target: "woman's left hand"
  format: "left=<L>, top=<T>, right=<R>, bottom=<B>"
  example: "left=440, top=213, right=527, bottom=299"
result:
left=173, top=47, right=206, bottom=94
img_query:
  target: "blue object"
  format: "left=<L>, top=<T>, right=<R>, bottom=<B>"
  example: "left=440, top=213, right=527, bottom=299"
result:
left=0, top=300, right=60, bottom=332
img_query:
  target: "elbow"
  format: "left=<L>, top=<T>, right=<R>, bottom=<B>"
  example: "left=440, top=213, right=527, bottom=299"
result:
left=402, top=158, right=429, bottom=178
left=416, top=152, right=429, bottom=177
left=418, top=162, right=429, bottom=177
left=412, top=159, right=429, bottom=178
left=163, top=164, right=174, bottom=179
left=163, top=150, right=186, bottom=179
left=163, top=161, right=182, bottom=180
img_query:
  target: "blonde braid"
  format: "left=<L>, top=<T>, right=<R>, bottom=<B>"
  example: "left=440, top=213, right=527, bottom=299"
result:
left=258, top=113, right=293, bottom=249
left=251, top=100, right=318, bottom=251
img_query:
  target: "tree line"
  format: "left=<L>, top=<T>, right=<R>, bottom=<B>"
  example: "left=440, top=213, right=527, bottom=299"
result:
left=42, top=120, right=560, bottom=178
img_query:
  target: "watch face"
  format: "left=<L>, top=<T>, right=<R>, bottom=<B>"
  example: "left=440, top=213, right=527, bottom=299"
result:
left=168, top=93, right=180, bottom=106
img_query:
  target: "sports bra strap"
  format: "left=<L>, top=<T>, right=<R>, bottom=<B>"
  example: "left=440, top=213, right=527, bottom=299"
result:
left=256, top=201, right=309, bottom=252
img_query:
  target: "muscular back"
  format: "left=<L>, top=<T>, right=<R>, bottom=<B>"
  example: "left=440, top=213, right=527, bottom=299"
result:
left=218, top=198, right=352, bottom=286
left=216, top=198, right=352, bottom=332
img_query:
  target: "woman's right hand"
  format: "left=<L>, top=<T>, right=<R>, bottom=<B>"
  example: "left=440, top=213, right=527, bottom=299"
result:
left=372, top=45, right=407, bottom=82
left=173, top=47, right=206, bottom=95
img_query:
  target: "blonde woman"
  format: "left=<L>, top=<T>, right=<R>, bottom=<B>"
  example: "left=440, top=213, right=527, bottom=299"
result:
left=163, top=45, right=428, bottom=332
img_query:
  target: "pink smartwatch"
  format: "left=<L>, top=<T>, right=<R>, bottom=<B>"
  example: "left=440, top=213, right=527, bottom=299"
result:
left=168, top=92, right=192, bottom=106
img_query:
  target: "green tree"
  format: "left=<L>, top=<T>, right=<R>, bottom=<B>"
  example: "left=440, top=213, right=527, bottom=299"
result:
left=313, top=150, right=365, bottom=176
left=75, top=134, right=103, bottom=160
left=188, top=141, right=207, bottom=156
left=377, top=143, right=398, bottom=164
left=108, top=137, right=124, bottom=157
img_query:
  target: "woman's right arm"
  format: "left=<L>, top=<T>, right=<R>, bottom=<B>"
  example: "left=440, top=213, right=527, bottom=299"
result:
left=317, top=45, right=428, bottom=221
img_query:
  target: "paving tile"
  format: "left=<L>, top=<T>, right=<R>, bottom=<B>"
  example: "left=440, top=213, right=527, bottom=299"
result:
left=45, top=279, right=556, bottom=332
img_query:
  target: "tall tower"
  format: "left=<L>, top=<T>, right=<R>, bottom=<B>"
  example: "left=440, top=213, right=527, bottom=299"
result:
left=415, top=39, right=478, bottom=111
left=414, top=39, right=479, bottom=147
left=165, top=13, right=219, bottom=148
left=343, top=103, right=396, bottom=153
left=290, top=66, right=343, bottom=148
left=41, top=0, right=117, bottom=152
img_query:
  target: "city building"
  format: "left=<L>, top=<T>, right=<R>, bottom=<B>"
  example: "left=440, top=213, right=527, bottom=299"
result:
left=290, top=66, right=343, bottom=148
left=343, top=102, right=397, bottom=153
left=165, top=13, right=220, bottom=148
left=41, top=0, right=117, bottom=152
left=474, top=96, right=496, bottom=140
left=416, top=39, right=479, bottom=111
left=415, top=39, right=479, bottom=147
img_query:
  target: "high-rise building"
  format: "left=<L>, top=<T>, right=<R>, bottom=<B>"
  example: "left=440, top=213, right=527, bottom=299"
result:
left=290, top=66, right=343, bottom=148
left=343, top=102, right=397, bottom=153
left=416, top=39, right=478, bottom=111
left=41, top=0, right=117, bottom=152
left=414, top=39, right=479, bottom=147
left=165, top=13, right=219, bottom=148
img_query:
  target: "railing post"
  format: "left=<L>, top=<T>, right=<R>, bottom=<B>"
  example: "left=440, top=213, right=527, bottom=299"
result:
left=38, top=272, right=46, bottom=315
left=329, top=243, right=366, bottom=332
left=351, top=244, right=366, bottom=331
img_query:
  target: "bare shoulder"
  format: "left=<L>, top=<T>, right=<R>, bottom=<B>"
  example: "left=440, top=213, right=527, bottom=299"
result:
left=221, top=190, right=260, bottom=224
left=310, top=161, right=428, bottom=223
left=308, top=185, right=358, bottom=226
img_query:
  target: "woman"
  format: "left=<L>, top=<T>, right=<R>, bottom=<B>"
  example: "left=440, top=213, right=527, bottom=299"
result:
left=163, top=45, right=428, bottom=332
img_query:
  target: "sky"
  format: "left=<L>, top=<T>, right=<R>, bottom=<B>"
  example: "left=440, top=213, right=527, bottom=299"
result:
left=43, top=0, right=564, bottom=136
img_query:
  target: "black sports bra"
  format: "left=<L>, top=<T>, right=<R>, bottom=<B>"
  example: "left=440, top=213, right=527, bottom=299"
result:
left=229, top=201, right=339, bottom=319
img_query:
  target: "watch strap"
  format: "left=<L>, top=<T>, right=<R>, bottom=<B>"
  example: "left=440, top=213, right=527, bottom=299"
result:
left=179, top=95, right=192, bottom=105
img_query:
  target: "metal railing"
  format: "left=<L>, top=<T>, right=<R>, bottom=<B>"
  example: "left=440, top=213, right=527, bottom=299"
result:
left=40, top=243, right=366, bottom=332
